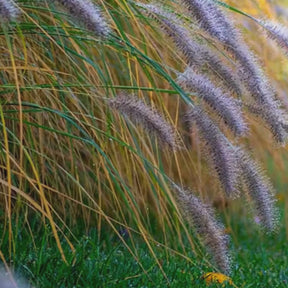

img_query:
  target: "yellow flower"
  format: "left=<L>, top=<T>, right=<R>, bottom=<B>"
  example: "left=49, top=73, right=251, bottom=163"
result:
left=202, top=272, right=233, bottom=286
left=276, top=194, right=285, bottom=203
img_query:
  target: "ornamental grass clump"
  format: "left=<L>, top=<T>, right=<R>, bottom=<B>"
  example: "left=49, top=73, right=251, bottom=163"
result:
left=0, top=0, right=286, bottom=281
left=108, top=94, right=179, bottom=150
left=0, top=0, right=20, bottom=22
left=51, top=0, right=111, bottom=38
left=144, top=1, right=287, bottom=144
left=179, top=0, right=288, bottom=144
left=173, top=183, right=231, bottom=274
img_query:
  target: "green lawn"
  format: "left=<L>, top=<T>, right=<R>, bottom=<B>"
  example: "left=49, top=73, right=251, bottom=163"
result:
left=1, top=205, right=287, bottom=288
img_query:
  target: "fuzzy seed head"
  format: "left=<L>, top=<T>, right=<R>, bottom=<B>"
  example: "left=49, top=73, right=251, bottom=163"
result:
left=203, top=50, right=242, bottom=97
left=247, top=103, right=288, bottom=145
left=0, top=0, right=20, bottom=22
left=238, top=150, right=280, bottom=232
left=141, top=4, right=242, bottom=96
left=178, top=68, right=247, bottom=136
left=228, top=42, right=288, bottom=144
left=139, top=3, right=202, bottom=66
left=52, top=0, right=111, bottom=38
left=261, top=20, right=288, bottom=56
left=173, top=183, right=231, bottom=274
left=180, top=0, right=238, bottom=46
left=0, top=268, right=29, bottom=288
left=185, top=106, right=240, bottom=196
left=230, top=44, right=278, bottom=107
left=108, top=94, right=179, bottom=150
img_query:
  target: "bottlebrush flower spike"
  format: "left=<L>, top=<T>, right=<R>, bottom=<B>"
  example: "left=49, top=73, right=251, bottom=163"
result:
left=173, top=183, right=231, bottom=274
left=0, top=0, right=20, bottom=22
left=108, top=94, right=179, bottom=150
left=260, top=19, right=288, bottom=56
left=179, top=0, right=287, bottom=138
left=178, top=68, right=247, bottom=136
left=203, top=50, right=242, bottom=97
left=247, top=103, right=288, bottom=144
left=185, top=106, right=239, bottom=196
left=233, top=45, right=278, bottom=108
left=52, top=0, right=111, bottom=38
left=238, top=149, right=280, bottom=231
left=180, top=0, right=288, bottom=142
left=141, top=3, right=242, bottom=96
left=232, top=45, right=288, bottom=144
left=140, top=3, right=203, bottom=67
left=180, top=0, right=238, bottom=46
